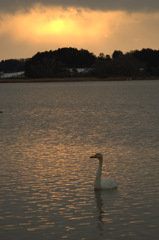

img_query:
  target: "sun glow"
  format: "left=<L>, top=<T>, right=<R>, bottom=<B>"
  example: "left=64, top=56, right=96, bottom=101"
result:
left=1, top=4, right=159, bottom=59
left=36, top=18, right=70, bottom=35
left=0, top=5, right=118, bottom=43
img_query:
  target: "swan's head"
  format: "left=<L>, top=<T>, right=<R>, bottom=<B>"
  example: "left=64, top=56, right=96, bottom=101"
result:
left=90, top=153, right=103, bottom=161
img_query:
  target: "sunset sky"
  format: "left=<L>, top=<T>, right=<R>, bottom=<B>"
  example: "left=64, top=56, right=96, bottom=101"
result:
left=0, top=0, right=159, bottom=60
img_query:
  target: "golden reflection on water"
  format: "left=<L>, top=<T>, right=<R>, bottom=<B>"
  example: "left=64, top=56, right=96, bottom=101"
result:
left=1, top=137, right=159, bottom=239
left=0, top=81, right=159, bottom=239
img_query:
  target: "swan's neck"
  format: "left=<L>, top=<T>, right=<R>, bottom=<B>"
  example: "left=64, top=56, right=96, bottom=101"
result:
left=94, top=159, right=103, bottom=189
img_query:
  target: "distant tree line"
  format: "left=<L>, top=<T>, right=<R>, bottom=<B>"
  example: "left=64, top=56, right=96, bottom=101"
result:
left=0, top=59, right=26, bottom=73
left=1, top=47, right=159, bottom=78
left=93, top=49, right=159, bottom=78
left=25, top=48, right=96, bottom=78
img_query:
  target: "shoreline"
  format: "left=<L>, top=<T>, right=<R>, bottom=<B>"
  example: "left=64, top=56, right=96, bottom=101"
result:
left=0, top=76, right=159, bottom=83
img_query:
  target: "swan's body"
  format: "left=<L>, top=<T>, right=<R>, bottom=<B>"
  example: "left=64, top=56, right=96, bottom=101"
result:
left=90, top=153, right=118, bottom=190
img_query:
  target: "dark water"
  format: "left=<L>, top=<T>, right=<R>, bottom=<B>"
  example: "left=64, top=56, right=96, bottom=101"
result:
left=0, top=80, right=159, bottom=240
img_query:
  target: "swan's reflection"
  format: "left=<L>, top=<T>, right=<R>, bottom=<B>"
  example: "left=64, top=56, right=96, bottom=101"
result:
left=94, top=189, right=119, bottom=232
left=94, top=190, right=104, bottom=232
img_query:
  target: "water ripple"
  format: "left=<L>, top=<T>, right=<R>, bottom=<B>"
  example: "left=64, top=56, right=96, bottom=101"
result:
left=0, top=81, right=159, bottom=239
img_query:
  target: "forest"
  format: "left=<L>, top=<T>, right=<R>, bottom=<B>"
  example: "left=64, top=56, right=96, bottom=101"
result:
left=1, top=47, right=159, bottom=78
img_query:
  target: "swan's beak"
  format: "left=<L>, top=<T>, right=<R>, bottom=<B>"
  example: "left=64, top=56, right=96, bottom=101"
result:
left=90, top=155, right=96, bottom=158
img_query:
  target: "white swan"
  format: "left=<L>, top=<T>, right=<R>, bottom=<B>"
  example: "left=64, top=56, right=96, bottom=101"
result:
left=90, top=153, right=118, bottom=190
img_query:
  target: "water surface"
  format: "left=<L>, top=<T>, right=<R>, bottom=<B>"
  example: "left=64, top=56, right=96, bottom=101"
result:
left=0, top=80, right=159, bottom=239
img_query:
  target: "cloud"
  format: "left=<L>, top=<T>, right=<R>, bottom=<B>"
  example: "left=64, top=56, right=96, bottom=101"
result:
left=1, top=4, right=159, bottom=60
left=0, top=6, right=118, bottom=45
left=0, top=0, right=159, bottom=13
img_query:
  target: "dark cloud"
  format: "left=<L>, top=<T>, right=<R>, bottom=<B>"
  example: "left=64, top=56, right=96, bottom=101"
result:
left=0, top=0, right=159, bottom=13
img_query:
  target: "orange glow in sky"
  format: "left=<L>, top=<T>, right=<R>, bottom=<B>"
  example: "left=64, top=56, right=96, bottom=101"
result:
left=0, top=4, right=159, bottom=59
